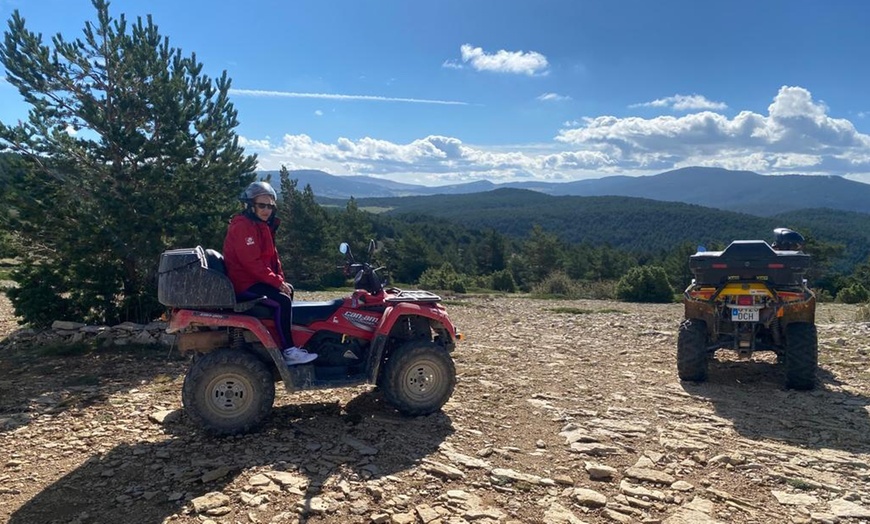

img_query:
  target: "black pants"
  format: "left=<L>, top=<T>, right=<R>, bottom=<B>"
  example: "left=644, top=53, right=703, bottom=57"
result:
left=246, top=283, right=294, bottom=348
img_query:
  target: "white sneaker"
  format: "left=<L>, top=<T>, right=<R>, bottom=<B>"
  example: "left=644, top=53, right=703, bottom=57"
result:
left=282, top=346, right=317, bottom=366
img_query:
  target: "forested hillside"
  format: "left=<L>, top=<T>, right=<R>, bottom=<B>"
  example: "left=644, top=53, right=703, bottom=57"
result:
left=349, top=188, right=861, bottom=255
left=339, top=188, right=870, bottom=298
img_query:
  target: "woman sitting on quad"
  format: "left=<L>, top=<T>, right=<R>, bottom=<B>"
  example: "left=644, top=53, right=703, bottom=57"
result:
left=223, top=181, right=318, bottom=366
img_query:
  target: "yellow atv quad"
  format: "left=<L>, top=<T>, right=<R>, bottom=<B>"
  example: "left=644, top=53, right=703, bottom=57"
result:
left=678, top=228, right=817, bottom=390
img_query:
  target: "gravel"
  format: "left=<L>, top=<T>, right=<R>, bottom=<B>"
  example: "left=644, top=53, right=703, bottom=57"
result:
left=1, top=291, right=869, bottom=524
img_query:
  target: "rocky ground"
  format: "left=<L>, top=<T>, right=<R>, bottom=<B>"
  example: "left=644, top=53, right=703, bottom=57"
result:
left=1, top=291, right=869, bottom=524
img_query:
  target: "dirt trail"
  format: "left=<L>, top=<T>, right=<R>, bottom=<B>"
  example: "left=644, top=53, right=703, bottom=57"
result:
left=1, top=292, right=869, bottom=524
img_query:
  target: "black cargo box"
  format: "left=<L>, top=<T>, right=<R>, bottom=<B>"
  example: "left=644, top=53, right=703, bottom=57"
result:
left=157, top=246, right=236, bottom=309
left=689, top=240, right=810, bottom=285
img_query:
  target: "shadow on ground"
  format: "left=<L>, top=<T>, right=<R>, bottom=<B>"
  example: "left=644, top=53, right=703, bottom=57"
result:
left=0, top=344, right=187, bottom=433
left=8, top=391, right=454, bottom=524
left=681, top=357, right=870, bottom=455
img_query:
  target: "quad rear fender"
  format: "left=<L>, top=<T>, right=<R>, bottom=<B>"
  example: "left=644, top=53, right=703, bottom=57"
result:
left=168, top=309, right=278, bottom=348
left=167, top=309, right=299, bottom=392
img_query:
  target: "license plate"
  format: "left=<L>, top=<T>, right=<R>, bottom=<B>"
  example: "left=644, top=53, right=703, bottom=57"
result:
left=731, top=308, right=759, bottom=322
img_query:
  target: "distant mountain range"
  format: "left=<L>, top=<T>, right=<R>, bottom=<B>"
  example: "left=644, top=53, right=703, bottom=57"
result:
left=263, top=167, right=870, bottom=217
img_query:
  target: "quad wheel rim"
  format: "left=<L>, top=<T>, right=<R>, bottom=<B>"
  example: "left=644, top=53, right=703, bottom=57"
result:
left=204, top=372, right=254, bottom=418
left=401, top=358, right=445, bottom=403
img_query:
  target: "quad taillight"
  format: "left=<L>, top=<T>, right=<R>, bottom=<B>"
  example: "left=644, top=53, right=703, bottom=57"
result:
left=736, top=295, right=754, bottom=306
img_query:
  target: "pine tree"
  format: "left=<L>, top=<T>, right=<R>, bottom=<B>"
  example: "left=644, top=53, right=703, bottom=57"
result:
left=474, top=228, right=507, bottom=274
left=0, top=0, right=256, bottom=325
left=275, top=166, right=335, bottom=288
left=336, top=197, right=375, bottom=256
left=662, top=241, right=699, bottom=291
left=387, top=230, right=433, bottom=284
left=523, top=224, right=563, bottom=283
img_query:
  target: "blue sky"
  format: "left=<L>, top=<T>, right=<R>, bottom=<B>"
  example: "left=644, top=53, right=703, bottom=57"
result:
left=2, top=0, right=870, bottom=185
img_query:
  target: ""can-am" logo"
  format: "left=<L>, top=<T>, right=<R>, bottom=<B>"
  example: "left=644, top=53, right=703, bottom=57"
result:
left=342, top=311, right=379, bottom=331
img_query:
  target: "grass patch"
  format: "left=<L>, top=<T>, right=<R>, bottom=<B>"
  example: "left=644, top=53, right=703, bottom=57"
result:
left=113, top=343, right=170, bottom=356
left=0, top=257, right=18, bottom=283
left=530, top=276, right=618, bottom=300
left=12, top=341, right=181, bottom=362
left=36, top=342, right=94, bottom=358
left=149, top=373, right=181, bottom=392
left=784, top=477, right=817, bottom=490
left=514, top=480, right=534, bottom=492
left=547, top=307, right=595, bottom=314
left=31, top=363, right=61, bottom=376
left=152, top=373, right=176, bottom=384
left=528, top=293, right=575, bottom=300
left=96, top=412, right=115, bottom=423
left=441, top=300, right=473, bottom=307
left=546, top=306, right=627, bottom=315
left=62, top=374, right=101, bottom=387
left=358, top=206, right=394, bottom=213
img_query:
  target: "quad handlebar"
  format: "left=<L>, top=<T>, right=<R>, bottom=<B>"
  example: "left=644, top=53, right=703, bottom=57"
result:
left=339, top=240, right=387, bottom=295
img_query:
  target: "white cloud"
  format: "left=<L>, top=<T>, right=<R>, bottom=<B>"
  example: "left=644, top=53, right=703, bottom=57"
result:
left=630, top=94, right=728, bottom=111
left=245, top=133, right=613, bottom=183
left=314, top=110, right=323, bottom=116
left=845, top=173, right=870, bottom=184
left=447, top=44, right=549, bottom=76
left=238, top=136, right=273, bottom=150
left=241, top=86, right=870, bottom=184
left=557, top=86, right=870, bottom=176
left=229, top=89, right=467, bottom=106
left=537, top=93, right=571, bottom=102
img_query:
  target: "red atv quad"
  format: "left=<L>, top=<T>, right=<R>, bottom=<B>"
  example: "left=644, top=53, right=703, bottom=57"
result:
left=157, top=240, right=461, bottom=435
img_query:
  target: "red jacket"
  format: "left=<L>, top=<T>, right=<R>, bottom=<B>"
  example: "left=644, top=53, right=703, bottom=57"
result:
left=223, top=213, right=285, bottom=294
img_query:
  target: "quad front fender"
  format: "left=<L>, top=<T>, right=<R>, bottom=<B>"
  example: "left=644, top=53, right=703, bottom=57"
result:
left=374, top=302, right=460, bottom=349
left=367, top=302, right=461, bottom=385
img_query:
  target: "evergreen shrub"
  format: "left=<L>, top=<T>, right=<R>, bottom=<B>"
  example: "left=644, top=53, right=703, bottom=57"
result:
left=418, top=263, right=467, bottom=293
left=531, top=271, right=578, bottom=298
left=489, top=269, right=517, bottom=293
left=616, top=266, right=675, bottom=303
left=837, top=283, right=870, bottom=304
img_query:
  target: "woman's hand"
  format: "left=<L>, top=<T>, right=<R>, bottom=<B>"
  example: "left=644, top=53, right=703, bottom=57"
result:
left=280, top=282, right=293, bottom=296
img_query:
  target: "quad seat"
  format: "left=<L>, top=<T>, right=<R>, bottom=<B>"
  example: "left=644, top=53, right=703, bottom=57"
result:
left=157, top=246, right=344, bottom=324
left=158, top=246, right=267, bottom=314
